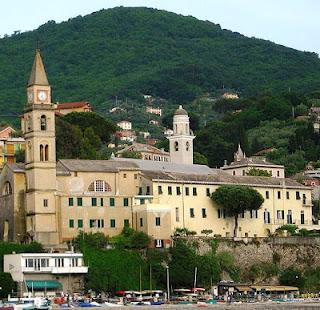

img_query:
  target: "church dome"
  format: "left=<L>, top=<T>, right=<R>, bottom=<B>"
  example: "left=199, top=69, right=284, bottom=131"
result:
left=174, top=105, right=188, bottom=116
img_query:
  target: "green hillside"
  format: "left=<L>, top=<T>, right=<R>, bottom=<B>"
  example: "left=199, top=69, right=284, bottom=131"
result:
left=1, top=6, right=320, bottom=121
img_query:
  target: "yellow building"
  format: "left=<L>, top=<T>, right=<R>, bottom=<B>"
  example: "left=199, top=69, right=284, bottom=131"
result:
left=0, top=50, right=315, bottom=248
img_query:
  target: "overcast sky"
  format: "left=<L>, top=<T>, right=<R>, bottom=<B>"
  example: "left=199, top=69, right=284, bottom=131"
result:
left=1, top=0, right=319, bottom=55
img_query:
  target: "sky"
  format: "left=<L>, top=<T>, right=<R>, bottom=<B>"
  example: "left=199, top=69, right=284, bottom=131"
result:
left=0, top=0, right=319, bottom=55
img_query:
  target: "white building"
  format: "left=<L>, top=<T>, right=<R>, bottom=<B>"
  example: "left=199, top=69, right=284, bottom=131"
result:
left=163, top=128, right=174, bottom=136
left=117, top=120, right=132, bottom=130
left=4, top=252, right=88, bottom=297
left=146, top=106, right=162, bottom=116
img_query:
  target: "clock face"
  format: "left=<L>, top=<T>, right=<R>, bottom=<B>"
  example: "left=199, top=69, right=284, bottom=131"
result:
left=38, top=90, right=47, bottom=101
left=27, top=91, right=33, bottom=103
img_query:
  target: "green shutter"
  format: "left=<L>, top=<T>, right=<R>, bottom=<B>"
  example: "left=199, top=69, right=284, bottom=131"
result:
left=110, top=219, right=116, bottom=228
left=123, top=198, right=129, bottom=207
left=68, top=198, right=74, bottom=206
left=124, top=219, right=129, bottom=227
left=77, top=197, right=83, bottom=206
left=110, top=198, right=115, bottom=207
left=69, top=219, right=74, bottom=228
left=78, top=219, right=83, bottom=228
left=91, top=197, right=97, bottom=206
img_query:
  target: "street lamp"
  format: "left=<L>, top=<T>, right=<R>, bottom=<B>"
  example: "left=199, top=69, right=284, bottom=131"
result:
left=166, top=265, right=170, bottom=302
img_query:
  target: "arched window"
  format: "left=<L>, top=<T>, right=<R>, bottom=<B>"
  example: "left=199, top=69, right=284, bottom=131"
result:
left=40, top=115, right=47, bottom=131
left=40, top=145, right=44, bottom=161
left=2, top=182, right=12, bottom=195
left=186, top=141, right=190, bottom=151
left=88, top=180, right=112, bottom=192
left=45, top=145, right=49, bottom=161
left=174, top=141, right=179, bottom=151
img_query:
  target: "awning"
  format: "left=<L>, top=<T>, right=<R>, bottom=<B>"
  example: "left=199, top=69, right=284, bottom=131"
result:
left=235, top=286, right=253, bottom=292
left=251, top=285, right=299, bottom=292
left=26, top=280, right=62, bottom=289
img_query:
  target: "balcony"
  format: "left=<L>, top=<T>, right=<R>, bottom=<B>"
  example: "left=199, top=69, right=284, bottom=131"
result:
left=22, top=266, right=88, bottom=274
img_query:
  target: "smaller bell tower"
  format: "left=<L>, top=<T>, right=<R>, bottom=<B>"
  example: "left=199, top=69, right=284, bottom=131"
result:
left=21, top=49, right=59, bottom=246
left=168, top=105, right=195, bottom=165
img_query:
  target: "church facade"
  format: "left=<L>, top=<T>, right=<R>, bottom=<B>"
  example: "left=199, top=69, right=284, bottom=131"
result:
left=0, top=50, right=316, bottom=248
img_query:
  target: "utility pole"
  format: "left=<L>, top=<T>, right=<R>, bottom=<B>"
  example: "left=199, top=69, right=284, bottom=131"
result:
left=166, top=265, right=170, bottom=302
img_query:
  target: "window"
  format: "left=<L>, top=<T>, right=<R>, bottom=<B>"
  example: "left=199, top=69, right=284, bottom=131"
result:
left=303, top=194, right=306, bottom=204
left=109, top=198, right=115, bottom=207
left=123, top=173, right=127, bottom=178
left=123, top=198, right=129, bottom=207
left=242, top=170, right=245, bottom=176
left=100, top=198, right=104, bottom=206
left=69, top=219, right=74, bottom=228
left=78, top=219, right=83, bottom=228
left=186, top=141, right=190, bottom=151
left=91, top=198, right=97, bottom=206
left=202, top=208, right=207, bottom=218
left=206, top=188, right=210, bottom=197
left=190, top=208, right=195, bottom=218
left=26, top=258, right=34, bottom=268
left=277, top=210, right=285, bottom=220
left=71, top=258, right=78, bottom=267
left=158, top=186, right=163, bottom=194
left=43, top=199, right=48, bottom=207
left=176, top=187, right=181, bottom=195
left=264, top=210, right=271, bottom=224
left=301, top=211, right=305, bottom=225
left=77, top=197, right=83, bottom=207
left=3, top=181, right=12, bottom=195
left=90, top=219, right=104, bottom=228
left=110, top=219, right=116, bottom=228
left=168, top=186, right=172, bottom=195
left=140, top=218, right=143, bottom=227
left=175, top=207, right=180, bottom=222
left=40, top=144, right=44, bottom=161
left=140, top=198, right=145, bottom=205
left=174, top=141, right=179, bottom=151
left=40, top=115, right=47, bottom=131
left=287, top=210, right=293, bottom=224
left=134, top=174, right=138, bottom=180
left=146, top=186, right=151, bottom=195
left=286, top=192, right=290, bottom=200
left=277, top=191, right=281, bottom=199
left=277, top=171, right=280, bottom=177
left=266, top=191, right=269, bottom=199
left=68, top=198, right=74, bottom=206
left=192, top=187, right=197, bottom=196
left=138, top=187, right=143, bottom=195
left=232, top=171, right=235, bottom=176
left=296, top=191, right=301, bottom=200
left=250, top=210, right=258, bottom=219
left=185, top=187, right=189, bottom=196
left=55, top=258, right=64, bottom=267
left=44, top=145, right=48, bottom=161
left=124, top=219, right=129, bottom=227
left=239, top=211, right=245, bottom=218
left=88, top=180, right=111, bottom=192
left=155, top=217, right=161, bottom=226
left=218, top=209, right=226, bottom=218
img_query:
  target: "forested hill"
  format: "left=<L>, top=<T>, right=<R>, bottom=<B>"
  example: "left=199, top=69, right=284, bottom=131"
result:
left=1, top=6, right=320, bottom=120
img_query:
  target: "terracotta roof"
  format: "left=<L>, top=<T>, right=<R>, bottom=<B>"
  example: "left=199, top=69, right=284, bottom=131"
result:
left=56, top=101, right=90, bottom=109
left=117, top=143, right=169, bottom=155
left=174, top=105, right=188, bottom=116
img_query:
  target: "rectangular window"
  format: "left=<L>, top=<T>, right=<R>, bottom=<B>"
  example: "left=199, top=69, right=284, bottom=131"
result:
left=168, top=186, right=172, bottom=195
left=206, top=188, right=210, bottom=197
left=91, top=197, right=97, bottom=206
left=123, top=173, right=127, bottom=179
left=134, top=174, right=138, bottom=180
left=68, top=198, right=74, bottom=206
left=158, top=186, right=163, bottom=195
left=89, top=219, right=95, bottom=228
left=202, top=208, right=207, bottom=218
left=277, top=191, right=281, bottom=199
left=176, top=187, right=181, bottom=195
left=277, top=210, right=285, bottom=220
left=110, top=198, right=115, bottom=207
left=303, top=194, right=306, bottom=204
left=155, top=217, right=161, bottom=226
left=296, top=191, right=301, bottom=200
left=69, top=219, right=74, bottom=228
left=218, top=209, right=221, bottom=219
left=190, top=208, right=195, bottom=218
left=175, top=207, right=180, bottom=222
left=140, top=218, right=143, bottom=227
left=123, top=198, right=129, bottom=207
left=110, top=219, right=116, bottom=228
left=77, top=197, right=83, bottom=207
left=78, top=219, right=83, bottom=228
left=185, top=187, right=189, bottom=196
left=146, top=186, right=150, bottom=195
left=192, top=187, right=197, bottom=196
left=301, top=211, right=305, bottom=225
left=287, top=210, right=293, bottom=224
left=250, top=210, right=258, bottom=218
left=124, top=219, right=130, bottom=227
left=264, top=211, right=270, bottom=224
left=138, top=187, right=143, bottom=195
left=140, top=198, right=145, bottom=205
left=100, top=198, right=104, bottom=206
left=100, top=219, right=104, bottom=228
left=286, top=191, right=290, bottom=200
left=266, top=191, right=269, bottom=199
left=43, top=199, right=48, bottom=207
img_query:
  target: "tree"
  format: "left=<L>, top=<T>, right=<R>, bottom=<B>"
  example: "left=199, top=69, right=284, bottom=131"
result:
left=194, top=152, right=208, bottom=165
left=120, top=150, right=142, bottom=159
left=211, top=185, right=264, bottom=237
left=246, top=168, right=272, bottom=177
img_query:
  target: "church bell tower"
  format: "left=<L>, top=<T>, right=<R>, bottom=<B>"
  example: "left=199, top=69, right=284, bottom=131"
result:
left=168, top=105, right=195, bottom=165
left=21, top=49, right=59, bottom=246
